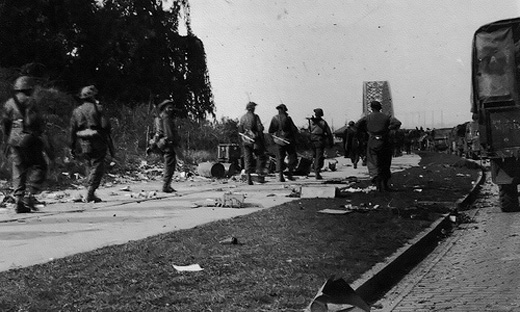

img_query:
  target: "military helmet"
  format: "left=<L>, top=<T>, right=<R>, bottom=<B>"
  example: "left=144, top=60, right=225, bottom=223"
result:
left=13, top=76, right=35, bottom=91
left=246, top=101, right=257, bottom=110
left=79, top=85, right=98, bottom=99
left=158, top=99, right=174, bottom=112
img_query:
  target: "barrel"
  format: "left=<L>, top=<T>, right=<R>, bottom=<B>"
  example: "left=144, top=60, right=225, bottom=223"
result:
left=197, top=162, right=226, bottom=178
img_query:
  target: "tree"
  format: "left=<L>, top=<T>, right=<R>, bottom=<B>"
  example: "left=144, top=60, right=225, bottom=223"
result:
left=0, top=0, right=214, bottom=118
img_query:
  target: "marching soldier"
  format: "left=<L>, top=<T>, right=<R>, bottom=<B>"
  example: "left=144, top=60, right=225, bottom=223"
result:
left=2, top=76, right=54, bottom=213
left=154, top=99, right=181, bottom=193
left=355, top=101, right=401, bottom=191
left=70, top=85, right=114, bottom=202
left=238, top=102, right=267, bottom=185
left=342, top=121, right=361, bottom=169
left=308, top=108, right=334, bottom=180
left=268, top=103, right=298, bottom=182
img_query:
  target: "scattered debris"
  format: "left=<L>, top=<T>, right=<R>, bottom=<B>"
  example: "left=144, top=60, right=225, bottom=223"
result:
left=173, top=264, right=203, bottom=272
left=318, top=209, right=352, bottom=215
left=72, top=194, right=84, bottom=203
left=301, top=186, right=337, bottom=198
left=308, top=276, right=370, bottom=312
left=286, top=188, right=300, bottom=197
left=219, top=236, right=239, bottom=245
left=215, top=192, right=245, bottom=208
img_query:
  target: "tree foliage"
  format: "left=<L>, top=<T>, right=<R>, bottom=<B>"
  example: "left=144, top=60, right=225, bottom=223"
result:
left=0, top=0, right=214, bottom=118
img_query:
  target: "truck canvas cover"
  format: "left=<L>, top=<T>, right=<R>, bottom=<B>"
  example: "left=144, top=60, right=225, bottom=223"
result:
left=472, top=18, right=520, bottom=111
left=472, top=18, right=520, bottom=156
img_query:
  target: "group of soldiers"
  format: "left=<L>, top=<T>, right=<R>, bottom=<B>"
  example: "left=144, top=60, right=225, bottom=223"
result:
left=237, top=100, right=402, bottom=192
left=2, top=75, right=180, bottom=213
left=237, top=102, right=334, bottom=185
left=1, top=76, right=113, bottom=213
left=2, top=74, right=401, bottom=213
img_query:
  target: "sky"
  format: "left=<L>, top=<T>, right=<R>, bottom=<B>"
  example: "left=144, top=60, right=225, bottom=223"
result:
left=181, top=0, right=520, bottom=130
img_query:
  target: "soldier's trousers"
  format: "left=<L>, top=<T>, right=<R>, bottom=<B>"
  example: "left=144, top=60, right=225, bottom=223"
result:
left=242, top=144, right=267, bottom=174
left=311, top=141, right=325, bottom=174
left=163, top=150, right=177, bottom=187
left=84, top=147, right=107, bottom=192
left=366, top=137, right=392, bottom=182
left=276, top=144, right=297, bottom=174
left=10, top=146, right=47, bottom=197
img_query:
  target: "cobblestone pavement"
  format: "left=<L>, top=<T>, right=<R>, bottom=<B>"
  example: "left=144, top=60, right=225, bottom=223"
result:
left=374, top=176, right=520, bottom=312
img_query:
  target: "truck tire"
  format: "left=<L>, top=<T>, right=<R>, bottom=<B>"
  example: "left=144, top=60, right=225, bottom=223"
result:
left=499, top=184, right=520, bottom=212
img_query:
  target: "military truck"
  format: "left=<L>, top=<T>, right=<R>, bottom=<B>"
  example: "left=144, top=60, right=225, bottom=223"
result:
left=471, top=17, right=520, bottom=212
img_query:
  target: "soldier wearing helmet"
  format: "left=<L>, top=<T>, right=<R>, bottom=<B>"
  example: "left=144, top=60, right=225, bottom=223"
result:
left=268, top=103, right=299, bottom=182
left=70, top=85, right=114, bottom=203
left=149, top=99, right=182, bottom=193
left=355, top=101, right=402, bottom=192
left=308, top=108, right=333, bottom=180
left=1, top=76, right=51, bottom=213
left=237, top=102, right=267, bottom=185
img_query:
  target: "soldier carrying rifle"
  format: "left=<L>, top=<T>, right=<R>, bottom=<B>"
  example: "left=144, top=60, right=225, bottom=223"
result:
left=70, top=85, right=114, bottom=203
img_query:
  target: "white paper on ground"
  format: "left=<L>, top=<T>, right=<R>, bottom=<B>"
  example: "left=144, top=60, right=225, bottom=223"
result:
left=173, top=264, right=204, bottom=272
left=318, top=209, right=351, bottom=215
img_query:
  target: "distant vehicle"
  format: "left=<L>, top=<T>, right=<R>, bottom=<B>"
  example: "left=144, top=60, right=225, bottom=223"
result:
left=471, top=17, right=520, bottom=212
left=465, top=120, right=480, bottom=160
left=431, top=128, right=452, bottom=152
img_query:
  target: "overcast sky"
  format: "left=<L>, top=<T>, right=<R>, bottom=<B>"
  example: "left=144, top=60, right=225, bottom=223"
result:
left=184, top=0, right=520, bottom=129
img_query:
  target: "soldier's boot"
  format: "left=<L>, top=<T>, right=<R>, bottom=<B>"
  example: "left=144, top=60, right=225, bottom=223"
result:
left=86, top=188, right=102, bottom=203
left=287, top=170, right=295, bottom=181
left=373, top=177, right=383, bottom=192
left=15, top=196, right=31, bottom=213
left=315, top=171, right=323, bottom=180
left=247, top=173, right=253, bottom=185
left=162, top=185, right=176, bottom=193
left=383, top=179, right=396, bottom=192
left=279, top=172, right=286, bottom=182
left=23, top=195, right=38, bottom=212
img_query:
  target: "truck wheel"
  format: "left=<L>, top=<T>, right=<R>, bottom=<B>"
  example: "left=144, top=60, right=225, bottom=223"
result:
left=499, top=184, right=520, bottom=212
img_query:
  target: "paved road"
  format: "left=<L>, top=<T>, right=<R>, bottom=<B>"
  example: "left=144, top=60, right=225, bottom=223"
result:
left=0, top=154, right=420, bottom=272
left=374, top=175, right=520, bottom=312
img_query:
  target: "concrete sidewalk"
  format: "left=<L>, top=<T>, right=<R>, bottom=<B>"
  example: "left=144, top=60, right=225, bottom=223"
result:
left=0, top=154, right=420, bottom=272
left=374, top=174, right=520, bottom=312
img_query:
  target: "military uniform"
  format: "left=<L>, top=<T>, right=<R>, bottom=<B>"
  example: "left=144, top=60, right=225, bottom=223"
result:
left=309, top=108, right=333, bottom=180
left=268, top=104, right=298, bottom=182
left=342, top=121, right=361, bottom=169
left=154, top=100, right=180, bottom=193
left=70, top=85, right=112, bottom=202
left=238, top=102, right=267, bottom=185
left=2, top=76, right=50, bottom=213
left=355, top=101, right=401, bottom=191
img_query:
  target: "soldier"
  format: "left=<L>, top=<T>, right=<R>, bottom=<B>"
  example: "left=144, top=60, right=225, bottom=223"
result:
left=238, top=102, right=267, bottom=185
left=268, top=103, right=298, bottom=182
left=308, top=108, right=334, bottom=180
left=2, top=76, right=54, bottom=213
left=342, top=121, right=360, bottom=169
left=154, top=99, right=181, bottom=193
left=355, top=101, right=401, bottom=192
left=70, top=85, right=114, bottom=202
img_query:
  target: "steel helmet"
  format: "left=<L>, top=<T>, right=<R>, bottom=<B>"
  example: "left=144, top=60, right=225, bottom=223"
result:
left=79, top=85, right=98, bottom=99
left=13, top=76, right=35, bottom=91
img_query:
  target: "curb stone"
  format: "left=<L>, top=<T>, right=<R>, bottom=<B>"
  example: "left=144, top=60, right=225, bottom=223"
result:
left=350, top=168, right=486, bottom=306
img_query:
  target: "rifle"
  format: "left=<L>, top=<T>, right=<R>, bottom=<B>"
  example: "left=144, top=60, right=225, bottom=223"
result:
left=145, top=92, right=155, bottom=156
left=239, top=132, right=255, bottom=144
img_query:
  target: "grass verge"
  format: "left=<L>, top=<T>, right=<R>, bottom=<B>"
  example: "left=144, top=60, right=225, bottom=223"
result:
left=0, top=152, right=481, bottom=311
